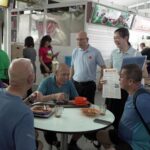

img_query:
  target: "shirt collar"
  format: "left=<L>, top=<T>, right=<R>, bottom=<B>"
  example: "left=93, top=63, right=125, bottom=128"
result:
left=117, top=46, right=132, bottom=54
left=79, top=45, right=91, bottom=52
left=51, top=75, right=56, bottom=84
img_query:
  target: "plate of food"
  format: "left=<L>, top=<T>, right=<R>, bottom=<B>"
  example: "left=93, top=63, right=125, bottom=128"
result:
left=31, top=105, right=54, bottom=118
left=81, top=108, right=101, bottom=117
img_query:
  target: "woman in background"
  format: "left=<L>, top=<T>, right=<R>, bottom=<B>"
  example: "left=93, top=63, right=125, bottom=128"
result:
left=23, top=36, right=36, bottom=74
left=23, top=36, right=36, bottom=96
left=39, top=35, right=59, bottom=77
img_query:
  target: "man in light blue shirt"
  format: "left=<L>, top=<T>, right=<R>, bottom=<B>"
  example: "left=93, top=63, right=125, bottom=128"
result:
left=105, top=27, right=142, bottom=128
left=70, top=31, right=106, bottom=104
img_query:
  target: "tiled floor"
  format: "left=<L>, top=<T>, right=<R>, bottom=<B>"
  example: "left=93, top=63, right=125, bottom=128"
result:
left=37, top=91, right=105, bottom=150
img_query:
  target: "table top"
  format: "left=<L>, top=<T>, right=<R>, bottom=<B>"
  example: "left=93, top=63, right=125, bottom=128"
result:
left=34, top=106, right=115, bottom=133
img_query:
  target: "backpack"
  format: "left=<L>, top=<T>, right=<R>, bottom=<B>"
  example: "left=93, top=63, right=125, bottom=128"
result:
left=133, top=88, right=150, bottom=135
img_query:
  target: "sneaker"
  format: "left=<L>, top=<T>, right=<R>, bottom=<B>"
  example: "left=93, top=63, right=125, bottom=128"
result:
left=68, top=143, right=82, bottom=150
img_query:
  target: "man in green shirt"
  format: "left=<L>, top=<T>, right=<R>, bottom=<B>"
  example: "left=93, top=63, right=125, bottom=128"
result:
left=0, top=49, right=10, bottom=84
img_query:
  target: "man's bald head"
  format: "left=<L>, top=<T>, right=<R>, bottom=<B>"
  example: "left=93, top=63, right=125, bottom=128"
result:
left=56, top=63, right=69, bottom=73
left=77, top=31, right=88, bottom=38
left=8, top=58, right=34, bottom=86
left=55, top=63, right=70, bottom=86
left=76, top=31, right=89, bottom=49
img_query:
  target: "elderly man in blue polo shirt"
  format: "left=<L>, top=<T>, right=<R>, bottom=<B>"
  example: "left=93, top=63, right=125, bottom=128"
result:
left=38, top=63, right=78, bottom=101
left=38, top=63, right=82, bottom=150
left=70, top=31, right=106, bottom=104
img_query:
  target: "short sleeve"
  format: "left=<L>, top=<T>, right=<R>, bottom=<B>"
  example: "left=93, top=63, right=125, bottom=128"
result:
left=69, top=80, right=78, bottom=99
left=96, top=50, right=105, bottom=67
left=136, top=51, right=142, bottom=56
left=39, top=47, right=45, bottom=57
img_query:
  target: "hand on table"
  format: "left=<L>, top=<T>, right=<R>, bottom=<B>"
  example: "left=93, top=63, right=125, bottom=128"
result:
left=30, top=91, right=43, bottom=102
left=53, top=93, right=65, bottom=101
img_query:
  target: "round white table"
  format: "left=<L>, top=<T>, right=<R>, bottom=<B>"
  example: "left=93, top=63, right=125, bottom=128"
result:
left=34, top=106, right=115, bottom=150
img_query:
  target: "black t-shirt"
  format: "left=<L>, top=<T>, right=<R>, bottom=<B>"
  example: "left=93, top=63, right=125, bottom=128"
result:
left=141, top=47, right=150, bottom=60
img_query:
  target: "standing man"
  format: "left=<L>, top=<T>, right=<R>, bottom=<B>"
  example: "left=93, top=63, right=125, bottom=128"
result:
left=70, top=31, right=106, bottom=104
left=105, top=27, right=142, bottom=128
left=0, top=58, right=36, bottom=150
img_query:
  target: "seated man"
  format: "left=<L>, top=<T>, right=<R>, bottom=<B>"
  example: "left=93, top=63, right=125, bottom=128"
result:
left=38, top=63, right=81, bottom=150
left=0, top=58, right=36, bottom=150
left=97, top=64, right=150, bottom=150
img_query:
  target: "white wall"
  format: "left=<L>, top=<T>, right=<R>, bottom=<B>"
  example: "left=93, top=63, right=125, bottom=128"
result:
left=86, top=23, right=116, bottom=66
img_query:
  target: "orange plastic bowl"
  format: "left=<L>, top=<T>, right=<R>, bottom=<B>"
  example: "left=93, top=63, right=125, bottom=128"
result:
left=75, top=96, right=87, bottom=104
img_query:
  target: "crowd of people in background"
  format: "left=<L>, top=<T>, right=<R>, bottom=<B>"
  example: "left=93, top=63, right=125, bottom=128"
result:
left=0, top=27, right=150, bottom=150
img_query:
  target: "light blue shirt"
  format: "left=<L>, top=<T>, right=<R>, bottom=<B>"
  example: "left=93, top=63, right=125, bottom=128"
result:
left=71, top=45, right=105, bottom=82
left=38, top=75, right=78, bottom=100
left=110, top=46, right=141, bottom=72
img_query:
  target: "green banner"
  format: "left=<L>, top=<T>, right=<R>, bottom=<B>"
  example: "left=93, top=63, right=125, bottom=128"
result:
left=91, top=4, right=133, bottom=29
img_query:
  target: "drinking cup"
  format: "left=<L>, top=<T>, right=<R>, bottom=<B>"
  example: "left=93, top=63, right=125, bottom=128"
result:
left=55, top=105, right=64, bottom=118
left=99, top=104, right=106, bottom=115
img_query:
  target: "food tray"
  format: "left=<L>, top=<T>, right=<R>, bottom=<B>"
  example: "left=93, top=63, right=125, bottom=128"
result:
left=31, top=105, right=54, bottom=118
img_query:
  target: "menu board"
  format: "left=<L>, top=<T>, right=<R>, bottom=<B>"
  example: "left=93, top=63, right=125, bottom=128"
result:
left=91, top=4, right=134, bottom=29
left=132, top=15, right=150, bottom=32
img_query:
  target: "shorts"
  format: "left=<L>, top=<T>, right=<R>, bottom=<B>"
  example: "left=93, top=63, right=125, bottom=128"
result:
left=109, top=129, right=133, bottom=150
left=40, top=62, right=52, bottom=74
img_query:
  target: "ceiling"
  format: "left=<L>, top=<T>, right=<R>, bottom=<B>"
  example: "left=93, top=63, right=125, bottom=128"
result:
left=53, top=0, right=147, bottom=6
left=52, top=0, right=150, bottom=16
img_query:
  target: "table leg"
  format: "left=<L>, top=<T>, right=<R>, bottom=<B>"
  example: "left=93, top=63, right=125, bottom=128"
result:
left=60, top=133, right=68, bottom=150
